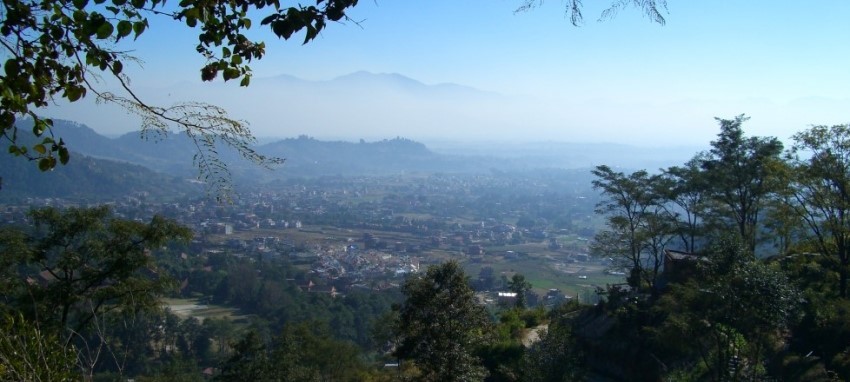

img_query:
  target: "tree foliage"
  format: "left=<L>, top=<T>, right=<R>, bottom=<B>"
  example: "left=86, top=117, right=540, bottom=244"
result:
left=661, top=156, right=709, bottom=253
left=0, top=206, right=192, bottom=379
left=651, top=238, right=801, bottom=381
left=0, top=314, right=78, bottom=382
left=1, top=206, right=191, bottom=335
left=394, top=261, right=491, bottom=382
left=786, top=124, right=850, bottom=298
left=216, top=322, right=369, bottom=382
left=516, top=0, right=668, bottom=26
left=508, top=273, right=532, bottom=309
left=700, top=115, right=784, bottom=252
left=591, top=165, right=672, bottom=290
left=521, top=319, right=583, bottom=382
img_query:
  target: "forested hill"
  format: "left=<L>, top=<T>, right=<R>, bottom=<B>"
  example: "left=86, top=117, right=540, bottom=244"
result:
left=258, top=135, right=458, bottom=176
left=0, top=149, right=198, bottom=202
left=19, top=119, right=470, bottom=179
left=30, top=119, right=696, bottom=178
left=10, top=119, right=519, bottom=180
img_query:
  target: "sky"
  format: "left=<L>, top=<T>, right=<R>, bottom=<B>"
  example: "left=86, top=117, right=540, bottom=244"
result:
left=45, top=1, right=850, bottom=147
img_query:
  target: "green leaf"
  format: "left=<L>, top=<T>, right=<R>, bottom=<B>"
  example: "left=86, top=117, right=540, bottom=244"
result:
left=222, top=68, right=240, bottom=81
left=117, top=20, right=132, bottom=38
left=0, top=112, right=13, bottom=128
left=240, top=75, right=250, bottom=87
left=96, top=22, right=114, bottom=39
left=272, top=20, right=295, bottom=40
left=133, top=21, right=146, bottom=39
left=130, top=0, right=145, bottom=7
left=260, top=14, right=276, bottom=25
left=4, top=59, right=19, bottom=76
left=38, top=157, right=55, bottom=171
left=85, top=52, right=100, bottom=67
left=34, top=144, right=46, bottom=155
left=58, top=147, right=70, bottom=165
left=73, top=0, right=88, bottom=9
left=112, top=0, right=126, bottom=5
left=111, top=60, right=123, bottom=75
left=230, top=55, right=242, bottom=65
left=303, top=25, right=318, bottom=44
left=66, top=86, right=83, bottom=102
left=32, top=119, right=48, bottom=136
left=183, top=8, right=200, bottom=20
left=73, top=10, right=87, bottom=23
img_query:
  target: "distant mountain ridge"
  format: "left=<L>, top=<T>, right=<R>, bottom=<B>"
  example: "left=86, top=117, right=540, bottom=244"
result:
left=8, top=119, right=487, bottom=182
left=1, top=118, right=700, bottom=200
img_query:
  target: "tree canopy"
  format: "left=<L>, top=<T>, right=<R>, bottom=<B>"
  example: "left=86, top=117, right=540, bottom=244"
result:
left=0, top=206, right=191, bottom=333
left=394, top=261, right=491, bottom=381
left=787, top=124, right=850, bottom=297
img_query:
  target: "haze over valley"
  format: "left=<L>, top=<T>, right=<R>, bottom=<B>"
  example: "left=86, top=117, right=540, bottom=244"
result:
left=44, top=70, right=850, bottom=149
left=4, top=2, right=850, bottom=381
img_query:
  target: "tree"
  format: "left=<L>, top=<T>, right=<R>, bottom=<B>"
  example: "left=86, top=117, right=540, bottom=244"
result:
left=216, top=323, right=368, bottom=382
left=1, top=206, right=191, bottom=336
left=507, top=273, right=532, bottom=309
left=637, top=197, right=677, bottom=292
left=1, top=0, right=666, bottom=190
left=521, top=320, right=584, bottom=382
left=0, top=314, right=78, bottom=382
left=215, top=331, right=272, bottom=382
left=591, top=165, right=672, bottom=290
left=394, top=261, right=491, bottom=381
left=516, top=0, right=668, bottom=26
left=0, top=206, right=191, bottom=379
left=650, top=238, right=801, bottom=381
left=477, top=266, right=496, bottom=291
left=662, top=156, right=710, bottom=253
left=699, top=115, right=784, bottom=253
left=786, top=124, right=850, bottom=298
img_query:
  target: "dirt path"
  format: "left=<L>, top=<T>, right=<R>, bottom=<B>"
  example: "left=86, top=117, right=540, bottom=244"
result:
left=522, top=323, right=549, bottom=348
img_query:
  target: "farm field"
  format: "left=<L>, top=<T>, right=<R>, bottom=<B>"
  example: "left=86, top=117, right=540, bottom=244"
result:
left=162, top=298, right=248, bottom=322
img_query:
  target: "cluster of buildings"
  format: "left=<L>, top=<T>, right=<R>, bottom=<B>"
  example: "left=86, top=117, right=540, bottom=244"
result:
left=3, top=173, right=601, bottom=295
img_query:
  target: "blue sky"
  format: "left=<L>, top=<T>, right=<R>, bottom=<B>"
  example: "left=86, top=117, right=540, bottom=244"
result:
left=49, top=1, right=850, bottom=147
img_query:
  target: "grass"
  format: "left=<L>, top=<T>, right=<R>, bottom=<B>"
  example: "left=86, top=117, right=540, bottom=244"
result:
left=161, top=297, right=248, bottom=322
left=464, top=245, right=625, bottom=302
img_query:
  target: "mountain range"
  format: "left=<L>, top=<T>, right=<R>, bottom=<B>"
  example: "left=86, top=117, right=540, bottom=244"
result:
left=0, top=118, right=699, bottom=201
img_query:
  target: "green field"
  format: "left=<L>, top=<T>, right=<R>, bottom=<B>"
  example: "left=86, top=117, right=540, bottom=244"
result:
left=464, top=254, right=623, bottom=301
left=162, top=298, right=248, bottom=322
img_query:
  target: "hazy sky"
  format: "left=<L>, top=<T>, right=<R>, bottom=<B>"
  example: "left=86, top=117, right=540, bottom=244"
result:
left=46, top=1, right=850, bottom=147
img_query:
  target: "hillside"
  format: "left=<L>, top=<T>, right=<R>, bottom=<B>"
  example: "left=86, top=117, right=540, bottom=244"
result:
left=38, top=119, right=692, bottom=174
left=0, top=149, right=198, bottom=202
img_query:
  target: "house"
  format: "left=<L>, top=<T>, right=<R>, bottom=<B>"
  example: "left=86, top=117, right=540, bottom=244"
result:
left=466, top=244, right=484, bottom=256
left=497, top=291, right=517, bottom=305
left=663, top=249, right=707, bottom=284
left=299, top=280, right=340, bottom=298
